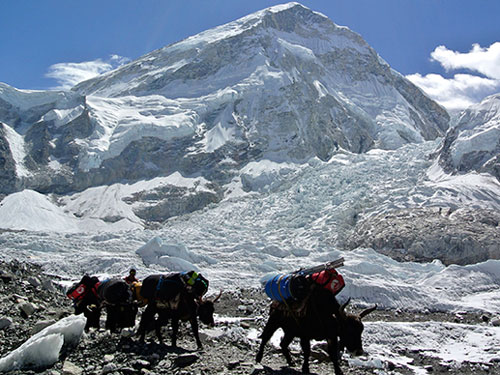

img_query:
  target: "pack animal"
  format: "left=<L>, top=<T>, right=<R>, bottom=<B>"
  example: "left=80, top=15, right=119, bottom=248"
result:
left=137, top=273, right=219, bottom=349
left=67, top=275, right=100, bottom=331
left=256, top=288, right=376, bottom=375
left=68, top=276, right=138, bottom=332
left=97, top=278, right=138, bottom=333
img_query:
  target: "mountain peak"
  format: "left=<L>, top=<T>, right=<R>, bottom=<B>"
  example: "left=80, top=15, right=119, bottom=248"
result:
left=156, top=2, right=332, bottom=55
left=254, top=2, right=305, bottom=14
left=72, top=2, right=356, bottom=98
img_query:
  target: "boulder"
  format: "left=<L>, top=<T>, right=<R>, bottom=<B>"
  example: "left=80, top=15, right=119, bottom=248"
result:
left=19, top=301, right=36, bottom=318
left=62, top=361, right=83, bottom=375
left=0, top=317, right=13, bottom=330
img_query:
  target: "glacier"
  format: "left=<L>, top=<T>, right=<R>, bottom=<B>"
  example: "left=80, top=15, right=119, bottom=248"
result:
left=0, top=1, right=498, bottom=306
left=1, top=140, right=499, bottom=314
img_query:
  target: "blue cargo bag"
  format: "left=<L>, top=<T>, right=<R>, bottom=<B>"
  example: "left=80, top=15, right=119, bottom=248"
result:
left=264, top=274, right=293, bottom=302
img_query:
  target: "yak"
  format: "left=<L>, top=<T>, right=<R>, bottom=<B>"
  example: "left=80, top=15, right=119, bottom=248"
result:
left=136, top=273, right=219, bottom=348
left=97, top=278, right=138, bottom=333
left=67, top=275, right=101, bottom=331
left=67, top=276, right=138, bottom=333
left=256, top=286, right=376, bottom=375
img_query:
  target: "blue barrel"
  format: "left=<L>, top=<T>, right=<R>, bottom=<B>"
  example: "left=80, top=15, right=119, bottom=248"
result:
left=264, top=274, right=293, bottom=302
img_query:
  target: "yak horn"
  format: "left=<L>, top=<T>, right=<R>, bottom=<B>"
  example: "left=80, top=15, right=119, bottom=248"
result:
left=340, top=297, right=351, bottom=312
left=359, top=305, right=377, bottom=319
left=336, top=297, right=351, bottom=319
left=212, top=290, right=223, bottom=303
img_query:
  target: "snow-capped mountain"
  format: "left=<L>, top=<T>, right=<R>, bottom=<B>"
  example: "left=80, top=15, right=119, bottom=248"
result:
left=2, top=2, right=499, bottom=260
left=0, top=2, right=448, bottom=203
left=1, top=6, right=500, bottom=372
left=437, top=93, right=500, bottom=180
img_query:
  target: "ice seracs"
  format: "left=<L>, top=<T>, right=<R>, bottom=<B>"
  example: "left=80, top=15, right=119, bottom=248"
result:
left=437, top=93, right=500, bottom=181
left=0, top=315, right=86, bottom=372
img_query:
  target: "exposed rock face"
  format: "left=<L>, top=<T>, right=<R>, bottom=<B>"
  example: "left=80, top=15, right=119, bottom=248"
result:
left=346, top=207, right=500, bottom=265
left=124, top=183, right=223, bottom=223
left=437, top=94, right=500, bottom=181
left=0, top=124, right=18, bottom=194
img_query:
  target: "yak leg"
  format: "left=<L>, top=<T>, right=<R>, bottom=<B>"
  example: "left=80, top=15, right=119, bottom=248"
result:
left=106, top=306, right=119, bottom=333
left=299, top=337, right=311, bottom=374
left=327, top=336, right=343, bottom=375
left=137, top=303, right=156, bottom=342
left=171, top=318, right=179, bottom=348
left=83, top=307, right=100, bottom=331
left=256, top=313, right=281, bottom=363
left=280, top=332, right=295, bottom=367
left=154, top=314, right=164, bottom=345
left=189, top=316, right=203, bottom=349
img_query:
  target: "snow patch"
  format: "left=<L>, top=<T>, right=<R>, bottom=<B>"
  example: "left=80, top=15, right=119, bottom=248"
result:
left=41, top=105, right=85, bottom=128
left=240, top=159, right=301, bottom=192
left=364, top=321, right=500, bottom=369
left=1, top=123, right=30, bottom=177
left=78, top=95, right=199, bottom=170
left=136, top=236, right=216, bottom=271
left=0, top=315, right=86, bottom=372
left=202, top=121, right=236, bottom=152
left=426, top=161, right=500, bottom=211
left=0, top=190, right=140, bottom=233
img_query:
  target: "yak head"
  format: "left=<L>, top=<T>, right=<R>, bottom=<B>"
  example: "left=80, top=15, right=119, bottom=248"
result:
left=197, top=291, right=222, bottom=327
left=335, top=298, right=376, bottom=356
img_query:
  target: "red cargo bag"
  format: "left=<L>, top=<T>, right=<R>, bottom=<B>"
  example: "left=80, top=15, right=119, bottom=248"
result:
left=67, top=283, right=87, bottom=301
left=310, top=269, right=345, bottom=295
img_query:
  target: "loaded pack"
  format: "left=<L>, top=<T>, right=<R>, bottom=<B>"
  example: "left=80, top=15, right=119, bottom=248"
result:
left=264, top=258, right=345, bottom=303
left=97, top=278, right=133, bottom=305
left=140, top=271, right=209, bottom=302
left=181, top=270, right=209, bottom=297
left=66, top=275, right=100, bottom=302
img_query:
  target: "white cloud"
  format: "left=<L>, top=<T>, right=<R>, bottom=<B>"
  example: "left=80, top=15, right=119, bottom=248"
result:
left=431, top=42, right=500, bottom=79
left=46, top=55, right=130, bottom=90
left=407, top=42, right=500, bottom=112
left=407, top=72, right=500, bottom=112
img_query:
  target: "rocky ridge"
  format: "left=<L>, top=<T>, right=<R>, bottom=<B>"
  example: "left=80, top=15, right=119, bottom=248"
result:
left=345, top=207, right=500, bottom=265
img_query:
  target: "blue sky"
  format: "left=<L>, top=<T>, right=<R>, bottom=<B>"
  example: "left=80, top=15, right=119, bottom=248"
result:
left=1, top=0, right=499, bottom=111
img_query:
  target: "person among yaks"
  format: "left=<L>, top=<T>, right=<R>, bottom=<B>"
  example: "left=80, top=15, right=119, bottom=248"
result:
left=124, top=268, right=139, bottom=284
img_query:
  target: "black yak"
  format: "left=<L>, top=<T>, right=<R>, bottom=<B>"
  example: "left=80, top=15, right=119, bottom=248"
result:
left=67, top=276, right=138, bottom=333
left=136, top=272, right=219, bottom=348
left=97, top=278, right=138, bottom=333
left=256, top=287, right=376, bottom=375
left=67, top=275, right=100, bottom=331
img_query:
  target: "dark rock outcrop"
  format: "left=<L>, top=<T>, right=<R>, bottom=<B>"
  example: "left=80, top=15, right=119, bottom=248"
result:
left=346, top=207, right=500, bottom=265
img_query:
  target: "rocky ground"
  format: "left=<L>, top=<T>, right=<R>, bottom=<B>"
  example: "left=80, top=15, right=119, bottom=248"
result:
left=0, top=260, right=499, bottom=375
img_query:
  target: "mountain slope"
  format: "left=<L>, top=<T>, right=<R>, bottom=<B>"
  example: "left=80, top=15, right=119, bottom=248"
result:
left=437, top=93, right=500, bottom=181
left=0, top=2, right=450, bottom=226
left=74, top=2, right=448, bottom=154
